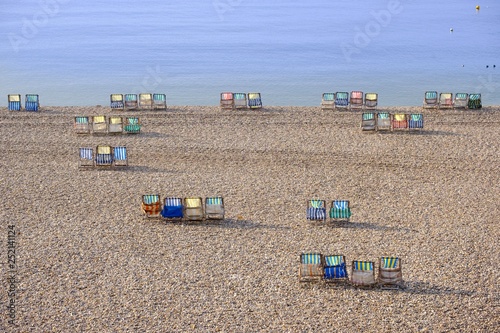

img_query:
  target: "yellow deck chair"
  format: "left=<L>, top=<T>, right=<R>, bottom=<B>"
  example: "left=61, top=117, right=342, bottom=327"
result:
left=139, top=93, right=153, bottom=110
left=108, top=116, right=123, bottom=134
left=184, top=197, right=204, bottom=221
left=92, top=115, right=107, bottom=135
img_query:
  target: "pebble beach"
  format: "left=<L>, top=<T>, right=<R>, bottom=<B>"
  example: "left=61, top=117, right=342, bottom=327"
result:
left=0, top=105, right=499, bottom=332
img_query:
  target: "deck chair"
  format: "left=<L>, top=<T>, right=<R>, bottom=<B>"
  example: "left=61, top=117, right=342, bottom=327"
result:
left=248, top=93, right=262, bottom=109
left=361, top=112, right=376, bottom=131
left=376, top=112, right=391, bottom=131
left=184, top=197, right=204, bottom=221
left=334, top=92, right=349, bottom=109
left=124, top=94, right=138, bottom=110
left=108, top=116, right=123, bottom=134
left=74, top=116, right=91, bottom=134
left=139, top=93, right=153, bottom=110
left=95, top=145, right=113, bottom=166
left=233, top=93, right=247, bottom=109
left=364, top=93, right=378, bottom=110
left=439, top=93, right=453, bottom=109
left=153, top=93, right=167, bottom=110
left=113, top=146, right=127, bottom=167
left=321, top=93, right=335, bottom=111
left=378, top=257, right=403, bottom=289
left=330, top=200, right=351, bottom=222
left=468, top=93, right=482, bottom=109
left=350, top=91, right=364, bottom=110
left=323, top=255, right=348, bottom=283
left=161, top=197, right=184, bottom=220
left=351, top=260, right=376, bottom=287
left=205, top=196, right=225, bottom=220
left=453, top=93, right=468, bottom=109
left=392, top=113, right=408, bottom=130
left=142, top=194, right=162, bottom=218
left=79, top=147, right=94, bottom=169
left=408, top=114, right=424, bottom=130
left=423, top=91, right=438, bottom=108
left=220, top=92, right=234, bottom=110
left=92, top=115, right=107, bottom=135
left=25, top=94, right=39, bottom=111
left=110, top=94, right=124, bottom=110
left=306, top=199, right=326, bottom=221
left=299, top=253, right=324, bottom=282
left=123, top=117, right=141, bottom=134
left=8, top=94, right=21, bottom=111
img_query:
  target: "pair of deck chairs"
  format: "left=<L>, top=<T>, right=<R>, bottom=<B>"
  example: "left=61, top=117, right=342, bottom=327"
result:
left=8, top=94, right=39, bottom=111
left=79, top=145, right=128, bottom=169
left=361, top=113, right=423, bottom=131
left=110, top=93, right=167, bottom=110
left=74, top=116, right=141, bottom=135
left=321, top=92, right=378, bottom=111
left=220, top=92, right=262, bottom=110
left=141, top=195, right=225, bottom=221
left=423, top=92, right=482, bottom=109
left=306, top=200, right=351, bottom=222
left=299, top=253, right=403, bottom=289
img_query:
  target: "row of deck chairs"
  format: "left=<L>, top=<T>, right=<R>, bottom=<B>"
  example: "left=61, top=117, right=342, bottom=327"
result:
left=306, top=200, right=352, bottom=222
left=423, top=92, right=482, bottom=109
left=220, top=92, right=262, bottom=110
left=361, top=112, right=424, bottom=131
left=79, top=145, right=128, bottom=169
left=110, top=93, right=167, bottom=110
left=142, top=195, right=225, bottom=221
left=299, top=253, right=403, bottom=289
left=74, top=116, right=141, bottom=135
left=321, top=92, right=378, bottom=111
left=8, top=94, right=40, bottom=111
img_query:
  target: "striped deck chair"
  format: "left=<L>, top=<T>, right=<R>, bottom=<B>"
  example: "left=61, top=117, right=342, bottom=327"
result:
left=439, top=92, right=453, bottom=109
left=113, top=146, right=127, bottom=167
left=468, top=93, right=482, bottom=109
left=364, top=93, right=378, bottom=110
left=74, top=116, right=91, bottom=134
left=153, top=93, right=167, bottom=110
left=307, top=199, right=326, bottom=221
left=139, top=93, right=153, bottom=110
left=142, top=194, right=162, bottom=218
left=350, top=91, right=364, bottom=110
left=361, top=112, right=376, bottom=131
left=234, top=93, right=247, bottom=109
left=8, top=94, right=21, bottom=111
left=220, top=92, right=234, bottom=110
left=248, top=93, right=262, bottom=109
left=299, top=253, right=324, bottom=282
left=205, top=196, right=224, bottom=220
left=378, top=257, right=403, bottom=289
left=161, top=197, right=184, bottom=220
left=323, top=255, right=348, bottom=283
left=108, top=116, right=123, bottom=134
left=124, top=94, right=138, bottom=110
left=110, top=94, right=124, bottom=110
left=334, top=92, right=349, bottom=109
left=321, top=93, right=335, bottom=111
left=423, top=91, right=438, bottom=108
left=123, top=117, right=141, bottom=134
left=92, top=115, right=107, bottom=135
left=330, top=200, right=351, bottom=221
left=95, top=145, right=113, bottom=166
left=351, top=260, right=376, bottom=287
left=453, top=93, right=468, bottom=109
left=79, top=147, right=94, bottom=169
left=184, top=197, right=204, bottom=221
left=392, top=113, right=408, bottom=130
left=408, top=114, right=424, bottom=130
left=25, top=94, right=39, bottom=111
left=376, top=112, right=391, bottom=131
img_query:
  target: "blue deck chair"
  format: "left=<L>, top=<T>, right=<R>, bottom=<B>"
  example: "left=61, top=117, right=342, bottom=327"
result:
left=378, top=257, right=403, bottom=289
left=184, top=197, right=204, bottom=221
left=334, top=92, right=349, bottom=109
left=468, top=93, right=482, bottom=109
left=79, top=147, right=94, bottom=169
left=110, top=94, right=124, bottom=110
left=220, top=92, right=234, bottom=110
left=139, top=93, right=153, bottom=110
left=350, top=91, right=364, bottom=110
left=92, top=115, right=107, bottom=135
left=408, top=114, right=424, bottom=130
left=330, top=200, right=351, bottom=221
left=439, top=92, right=453, bottom=109
left=161, top=197, right=184, bottom=220
left=113, top=146, right=127, bottom=166
left=25, top=94, right=39, bottom=111
left=8, top=94, right=21, bottom=111
left=321, top=93, right=335, bottom=111
left=364, top=93, right=378, bottom=110
left=124, top=94, right=138, bottom=110
left=376, top=112, right=391, bottom=131
left=351, top=260, right=376, bottom=287
left=74, top=116, right=91, bottom=134
left=205, top=196, right=225, bottom=220
left=124, top=117, right=141, bottom=134
left=142, top=194, right=162, bottom=218
left=153, top=93, right=167, bottom=110
left=423, top=91, right=438, bottom=108
left=299, top=253, right=324, bottom=282
left=453, top=93, right=468, bottom=109
left=323, top=255, right=348, bottom=282
left=361, top=112, right=376, bottom=131
left=248, top=93, right=262, bottom=109
left=307, top=199, right=326, bottom=221
left=233, top=93, right=247, bottom=109
left=95, top=145, right=113, bottom=166
left=108, top=116, right=123, bottom=134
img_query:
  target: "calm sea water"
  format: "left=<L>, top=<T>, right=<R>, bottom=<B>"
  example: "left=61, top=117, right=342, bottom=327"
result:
left=1, top=0, right=499, bottom=106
